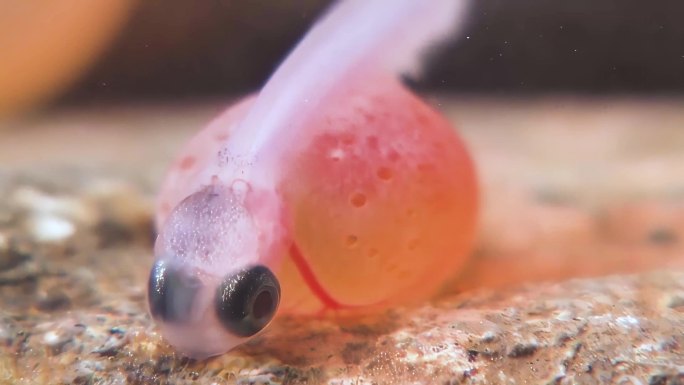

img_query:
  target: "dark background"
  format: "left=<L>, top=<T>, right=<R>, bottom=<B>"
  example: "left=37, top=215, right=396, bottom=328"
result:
left=64, top=0, right=684, bottom=102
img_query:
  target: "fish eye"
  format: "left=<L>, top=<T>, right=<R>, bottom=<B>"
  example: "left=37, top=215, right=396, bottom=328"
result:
left=148, top=260, right=202, bottom=323
left=215, top=265, right=281, bottom=337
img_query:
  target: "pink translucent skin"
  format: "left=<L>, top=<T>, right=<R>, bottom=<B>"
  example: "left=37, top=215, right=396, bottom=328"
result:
left=156, top=96, right=256, bottom=227
left=152, top=0, right=474, bottom=358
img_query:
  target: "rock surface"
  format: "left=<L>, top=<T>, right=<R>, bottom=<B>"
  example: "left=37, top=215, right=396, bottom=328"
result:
left=0, top=98, right=683, bottom=384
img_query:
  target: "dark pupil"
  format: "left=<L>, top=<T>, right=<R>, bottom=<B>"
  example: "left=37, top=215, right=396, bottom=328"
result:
left=215, top=265, right=280, bottom=337
left=252, top=290, right=274, bottom=320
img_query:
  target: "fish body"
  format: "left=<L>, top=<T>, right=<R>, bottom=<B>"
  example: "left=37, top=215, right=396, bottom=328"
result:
left=150, top=0, right=477, bottom=359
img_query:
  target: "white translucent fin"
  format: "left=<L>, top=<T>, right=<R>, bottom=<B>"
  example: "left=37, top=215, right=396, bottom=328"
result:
left=227, top=0, right=470, bottom=183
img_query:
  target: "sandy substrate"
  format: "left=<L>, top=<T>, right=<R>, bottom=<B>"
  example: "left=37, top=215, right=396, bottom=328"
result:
left=0, top=97, right=682, bottom=384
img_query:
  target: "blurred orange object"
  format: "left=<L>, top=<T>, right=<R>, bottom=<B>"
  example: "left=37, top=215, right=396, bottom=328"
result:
left=0, top=1, right=134, bottom=118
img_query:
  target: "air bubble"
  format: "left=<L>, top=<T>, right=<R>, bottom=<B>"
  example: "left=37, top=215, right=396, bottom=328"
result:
left=376, top=167, right=393, bottom=181
left=345, top=235, right=358, bottom=248
left=350, top=192, right=367, bottom=208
